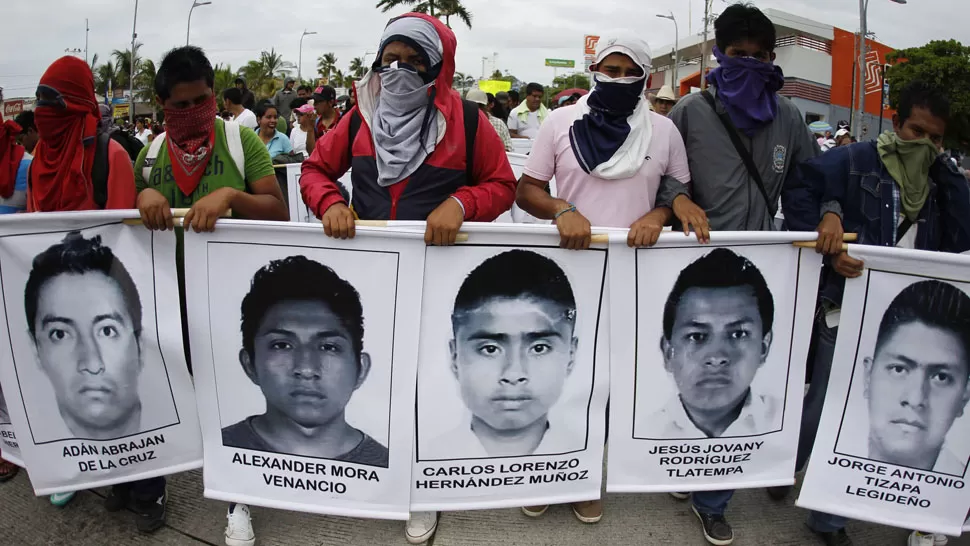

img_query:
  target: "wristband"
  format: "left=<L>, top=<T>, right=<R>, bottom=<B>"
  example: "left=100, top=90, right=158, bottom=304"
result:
left=554, top=203, right=577, bottom=219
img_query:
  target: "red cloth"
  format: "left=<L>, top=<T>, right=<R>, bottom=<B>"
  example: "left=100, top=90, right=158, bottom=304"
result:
left=28, top=56, right=102, bottom=212
left=0, top=120, right=25, bottom=199
left=163, top=95, right=217, bottom=196
left=299, top=13, right=516, bottom=221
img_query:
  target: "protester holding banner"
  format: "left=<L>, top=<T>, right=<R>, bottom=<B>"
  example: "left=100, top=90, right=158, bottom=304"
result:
left=516, top=31, right=708, bottom=250
left=133, top=45, right=287, bottom=546
left=512, top=31, right=708, bottom=525
left=782, top=80, right=970, bottom=546
left=27, top=56, right=137, bottom=213
left=300, top=13, right=516, bottom=543
left=300, top=13, right=516, bottom=250
left=659, top=5, right=820, bottom=544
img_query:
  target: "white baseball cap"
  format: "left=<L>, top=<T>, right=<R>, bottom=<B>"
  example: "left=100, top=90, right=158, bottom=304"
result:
left=466, top=88, right=487, bottom=105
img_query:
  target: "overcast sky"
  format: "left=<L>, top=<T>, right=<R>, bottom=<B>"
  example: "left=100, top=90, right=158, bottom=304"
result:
left=1, top=0, right=965, bottom=98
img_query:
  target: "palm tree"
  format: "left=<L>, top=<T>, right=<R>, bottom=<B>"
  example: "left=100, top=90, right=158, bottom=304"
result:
left=349, top=56, right=367, bottom=79
left=88, top=53, right=99, bottom=73
left=330, top=69, right=346, bottom=88
left=375, top=0, right=473, bottom=29
left=260, top=48, right=295, bottom=79
left=94, top=60, right=118, bottom=98
left=317, top=53, right=338, bottom=83
left=213, top=63, right=235, bottom=108
left=134, top=59, right=157, bottom=103
left=111, top=42, right=142, bottom=91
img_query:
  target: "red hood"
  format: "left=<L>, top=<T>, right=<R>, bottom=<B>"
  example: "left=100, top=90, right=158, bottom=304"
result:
left=393, top=12, right=458, bottom=107
left=353, top=12, right=464, bottom=135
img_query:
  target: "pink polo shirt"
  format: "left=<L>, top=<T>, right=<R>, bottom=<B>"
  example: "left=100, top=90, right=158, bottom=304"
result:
left=523, top=107, right=690, bottom=228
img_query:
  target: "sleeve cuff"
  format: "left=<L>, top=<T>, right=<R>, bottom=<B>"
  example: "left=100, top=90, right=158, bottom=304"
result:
left=451, top=195, right=468, bottom=219
left=655, top=175, right=691, bottom=209
left=820, top=201, right=843, bottom=222
left=315, top=193, right=347, bottom=219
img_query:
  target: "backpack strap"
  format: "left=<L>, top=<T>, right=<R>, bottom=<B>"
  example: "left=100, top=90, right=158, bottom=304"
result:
left=462, top=99, right=478, bottom=183
left=91, top=132, right=112, bottom=209
left=348, top=111, right=362, bottom=166
left=141, top=121, right=247, bottom=184
left=223, top=120, right=246, bottom=179
left=700, top=90, right=775, bottom=216
left=143, top=132, right=167, bottom=183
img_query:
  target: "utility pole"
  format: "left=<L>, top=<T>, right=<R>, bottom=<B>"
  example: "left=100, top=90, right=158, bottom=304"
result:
left=657, top=12, right=679, bottom=96
left=130, top=0, right=138, bottom=124
left=700, top=0, right=712, bottom=90
left=85, top=18, right=89, bottom=64
left=298, top=29, right=317, bottom=81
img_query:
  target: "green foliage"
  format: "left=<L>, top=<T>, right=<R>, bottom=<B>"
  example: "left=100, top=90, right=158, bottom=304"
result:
left=886, top=40, right=970, bottom=149
left=111, top=43, right=142, bottom=91
left=317, top=52, right=338, bottom=83
left=545, top=72, right=591, bottom=103
left=375, top=0, right=472, bottom=29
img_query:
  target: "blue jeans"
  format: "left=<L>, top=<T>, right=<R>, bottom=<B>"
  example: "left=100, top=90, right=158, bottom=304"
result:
left=693, top=489, right=734, bottom=516
left=799, top=308, right=847, bottom=533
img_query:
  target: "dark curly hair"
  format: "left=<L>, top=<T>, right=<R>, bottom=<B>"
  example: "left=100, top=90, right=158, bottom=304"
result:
left=24, top=231, right=142, bottom=340
left=240, top=256, right=365, bottom=359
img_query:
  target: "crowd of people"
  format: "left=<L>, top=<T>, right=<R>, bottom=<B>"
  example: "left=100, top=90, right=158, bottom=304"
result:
left=0, top=4, right=968, bottom=546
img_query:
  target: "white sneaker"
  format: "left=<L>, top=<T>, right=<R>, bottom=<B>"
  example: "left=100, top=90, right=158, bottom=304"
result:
left=669, top=491, right=690, bottom=501
left=405, top=511, right=438, bottom=544
left=225, top=503, right=255, bottom=546
left=908, top=531, right=945, bottom=546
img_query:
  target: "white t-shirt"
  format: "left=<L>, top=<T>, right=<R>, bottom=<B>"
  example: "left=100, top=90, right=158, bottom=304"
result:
left=508, top=110, right=541, bottom=139
left=290, top=126, right=309, bottom=157
left=135, top=128, right=151, bottom=145
left=524, top=107, right=690, bottom=228
left=234, top=108, right=258, bottom=130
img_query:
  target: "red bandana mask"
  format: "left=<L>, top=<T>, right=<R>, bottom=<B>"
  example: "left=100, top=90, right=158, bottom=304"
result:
left=0, top=120, right=25, bottom=199
left=163, top=95, right=217, bottom=196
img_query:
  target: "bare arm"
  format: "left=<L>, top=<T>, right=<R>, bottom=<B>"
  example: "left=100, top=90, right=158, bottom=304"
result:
left=515, top=174, right=571, bottom=219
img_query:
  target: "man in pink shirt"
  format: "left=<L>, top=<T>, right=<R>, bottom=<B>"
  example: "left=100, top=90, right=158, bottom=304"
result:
left=513, top=31, right=710, bottom=527
left=516, top=33, right=708, bottom=248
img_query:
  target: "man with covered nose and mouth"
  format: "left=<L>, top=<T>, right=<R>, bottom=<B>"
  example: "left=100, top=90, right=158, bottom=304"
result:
left=222, top=256, right=388, bottom=467
left=26, top=231, right=146, bottom=442
left=646, top=248, right=778, bottom=441
left=430, top=249, right=578, bottom=460
left=862, top=279, right=970, bottom=475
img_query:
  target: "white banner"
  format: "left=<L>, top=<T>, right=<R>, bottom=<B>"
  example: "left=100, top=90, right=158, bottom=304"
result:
left=411, top=225, right=610, bottom=511
left=285, top=163, right=352, bottom=224
left=798, top=245, right=970, bottom=536
left=607, top=232, right=821, bottom=493
left=0, top=213, right=203, bottom=494
left=0, top=382, right=24, bottom=467
left=185, top=220, right=424, bottom=520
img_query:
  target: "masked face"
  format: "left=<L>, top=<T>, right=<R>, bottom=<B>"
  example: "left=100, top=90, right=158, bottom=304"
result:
left=894, top=106, right=946, bottom=148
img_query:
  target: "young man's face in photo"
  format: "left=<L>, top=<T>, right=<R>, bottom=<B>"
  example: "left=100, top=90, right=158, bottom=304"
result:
left=33, top=272, right=143, bottom=434
left=241, top=299, right=370, bottom=429
left=662, top=286, right=771, bottom=415
left=864, top=320, right=970, bottom=469
left=450, top=296, right=577, bottom=433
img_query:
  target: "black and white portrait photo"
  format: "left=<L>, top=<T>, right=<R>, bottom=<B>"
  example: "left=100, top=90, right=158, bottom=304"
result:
left=8, top=230, right=180, bottom=444
left=186, top=225, right=423, bottom=518
left=835, top=276, right=970, bottom=477
left=631, top=244, right=801, bottom=443
left=417, top=244, right=607, bottom=462
left=220, top=255, right=388, bottom=467
left=0, top=383, right=9, bottom=424
left=203, top=242, right=397, bottom=470
left=636, top=248, right=781, bottom=439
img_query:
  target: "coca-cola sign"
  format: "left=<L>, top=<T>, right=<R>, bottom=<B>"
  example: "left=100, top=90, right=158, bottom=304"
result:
left=2, top=100, right=24, bottom=118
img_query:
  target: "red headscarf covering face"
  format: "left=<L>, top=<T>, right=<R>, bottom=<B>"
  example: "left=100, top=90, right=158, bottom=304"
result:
left=29, top=56, right=101, bottom=212
left=0, top=120, right=25, bottom=199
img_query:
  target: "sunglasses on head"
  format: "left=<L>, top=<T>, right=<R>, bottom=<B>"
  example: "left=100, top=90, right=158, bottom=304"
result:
left=35, top=85, right=66, bottom=109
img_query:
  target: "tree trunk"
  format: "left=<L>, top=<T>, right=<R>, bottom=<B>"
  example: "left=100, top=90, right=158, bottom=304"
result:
left=429, top=0, right=436, bottom=17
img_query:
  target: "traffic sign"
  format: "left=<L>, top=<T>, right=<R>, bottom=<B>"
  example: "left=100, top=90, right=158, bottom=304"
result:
left=545, top=58, right=576, bottom=68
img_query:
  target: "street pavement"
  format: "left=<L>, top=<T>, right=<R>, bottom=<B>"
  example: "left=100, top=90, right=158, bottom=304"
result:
left=1, top=468, right=968, bottom=545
